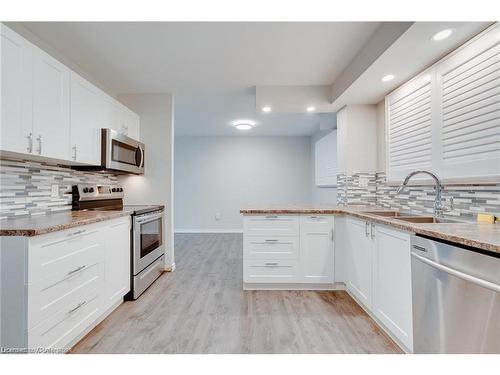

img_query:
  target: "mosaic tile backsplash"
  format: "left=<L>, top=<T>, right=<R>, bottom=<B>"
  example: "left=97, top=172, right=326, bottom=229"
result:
left=0, top=159, right=119, bottom=220
left=337, top=172, right=500, bottom=219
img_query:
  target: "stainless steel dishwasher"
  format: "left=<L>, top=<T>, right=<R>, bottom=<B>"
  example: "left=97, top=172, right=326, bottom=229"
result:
left=411, top=235, right=500, bottom=353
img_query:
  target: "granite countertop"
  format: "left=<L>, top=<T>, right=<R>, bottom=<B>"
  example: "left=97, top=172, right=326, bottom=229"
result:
left=0, top=209, right=134, bottom=237
left=240, top=205, right=500, bottom=255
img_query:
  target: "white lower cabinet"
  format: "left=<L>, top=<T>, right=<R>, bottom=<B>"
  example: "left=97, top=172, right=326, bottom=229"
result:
left=345, top=218, right=373, bottom=307
left=242, top=214, right=334, bottom=288
left=0, top=216, right=131, bottom=352
left=299, top=215, right=334, bottom=283
left=372, top=225, right=413, bottom=352
left=344, top=217, right=413, bottom=352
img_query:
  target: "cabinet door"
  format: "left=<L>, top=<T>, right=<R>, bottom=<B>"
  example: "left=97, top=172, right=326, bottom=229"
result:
left=436, top=25, right=500, bottom=180
left=345, top=218, right=372, bottom=308
left=299, top=215, right=334, bottom=283
left=1, top=24, right=33, bottom=154
left=385, top=72, right=434, bottom=182
left=70, top=72, right=101, bottom=165
left=32, top=46, right=70, bottom=160
left=104, top=218, right=131, bottom=310
left=372, top=225, right=413, bottom=351
left=99, top=94, right=120, bottom=133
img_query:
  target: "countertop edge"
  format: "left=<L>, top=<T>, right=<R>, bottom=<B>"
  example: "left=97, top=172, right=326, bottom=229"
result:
left=0, top=211, right=132, bottom=237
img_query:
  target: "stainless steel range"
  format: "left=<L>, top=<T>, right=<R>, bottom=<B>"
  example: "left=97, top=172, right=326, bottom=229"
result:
left=72, top=184, right=165, bottom=299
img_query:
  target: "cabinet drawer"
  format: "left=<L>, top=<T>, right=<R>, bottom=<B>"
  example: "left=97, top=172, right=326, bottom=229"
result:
left=243, top=215, right=299, bottom=236
left=300, top=215, right=334, bottom=231
left=29, top=228, right=102, bottom=283
left=243, top=260, right=298, bottom=283
left=243, top=236, right=299, bottom=260
left=28, top=287, right=101, bottom=350
left=28, top=261, right=103, bottom=329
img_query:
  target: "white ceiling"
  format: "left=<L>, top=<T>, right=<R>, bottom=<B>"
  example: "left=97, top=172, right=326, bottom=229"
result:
left=19, top=22, right=381, bottom=95
left=175, top=88, right=335, bottom=136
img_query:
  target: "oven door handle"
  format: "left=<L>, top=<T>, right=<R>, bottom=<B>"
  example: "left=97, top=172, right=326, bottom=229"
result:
left=138, top=146, right=144, bottom=168
left=135, top=212, right=164, bottom=224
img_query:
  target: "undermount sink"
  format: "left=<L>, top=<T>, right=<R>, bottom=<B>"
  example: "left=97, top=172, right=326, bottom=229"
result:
left=361, top=210, right=415, bottom=218
left=392, top=216, right=464, bottom=224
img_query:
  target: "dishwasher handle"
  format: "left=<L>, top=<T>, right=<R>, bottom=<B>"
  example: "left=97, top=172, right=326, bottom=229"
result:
left=412, top=252, right=500, bottom=293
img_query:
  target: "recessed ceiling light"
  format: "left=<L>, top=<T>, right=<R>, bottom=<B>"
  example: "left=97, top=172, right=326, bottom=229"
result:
left=432, top=29, right=453, bottom=41
left=306, top=106, right=316, bottom=112
left=232, top=119, right=256, bottom=130
left=262, top=106, right=272, bottom=113
left=382, top=74, right=394, bottom=82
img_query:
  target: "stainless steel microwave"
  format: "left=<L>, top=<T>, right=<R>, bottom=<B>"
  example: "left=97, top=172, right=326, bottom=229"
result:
left=101, top=128, right=144, bottom=174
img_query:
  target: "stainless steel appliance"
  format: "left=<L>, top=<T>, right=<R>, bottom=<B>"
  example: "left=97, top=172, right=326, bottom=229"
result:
left=72, top=184, right=165, bottom=299
left=73, top=129, right=144, bottom=174
left=411, top=235, right=500, bottom=353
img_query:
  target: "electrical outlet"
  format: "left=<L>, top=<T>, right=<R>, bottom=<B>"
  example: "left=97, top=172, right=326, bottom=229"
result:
left=215, top=212, right=221, bottom=221
left=51, top=184, right=59, bottom=198
left=359, top=176, right=369, bottom=188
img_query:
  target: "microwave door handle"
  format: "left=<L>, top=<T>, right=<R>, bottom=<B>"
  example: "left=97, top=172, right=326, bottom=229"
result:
left=139, top=146, right=144, bottom=167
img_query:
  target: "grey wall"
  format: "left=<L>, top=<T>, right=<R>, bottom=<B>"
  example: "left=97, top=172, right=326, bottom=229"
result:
left=311, top=129, right=338, bottom=204
left=174, top=136, right=312, bottom=232
left=118, top=94, right=175, bottom=270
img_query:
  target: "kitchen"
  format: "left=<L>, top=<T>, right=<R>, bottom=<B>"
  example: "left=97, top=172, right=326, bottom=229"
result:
left=0, top=4, right=499, bottom=370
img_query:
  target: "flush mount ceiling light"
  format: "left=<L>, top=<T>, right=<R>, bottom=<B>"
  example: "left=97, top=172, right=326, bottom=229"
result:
left=262, top=106, right=272, bottom=113
left=382, top=74, right=395, bottom=82
left=432, top=29, right=453, bottom=41
left=306, top=106, right=316, bottom=112
left=232, top=119, right=256, bottom=130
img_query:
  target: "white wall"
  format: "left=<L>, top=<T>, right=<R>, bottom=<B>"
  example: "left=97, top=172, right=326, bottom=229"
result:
left=118, top=94, right=175, bottom=270
left=376, top=100, right=386, bottom=173
left=174, top=136, right=312, bottom=232
left=311, top=129, right=338, bottom=204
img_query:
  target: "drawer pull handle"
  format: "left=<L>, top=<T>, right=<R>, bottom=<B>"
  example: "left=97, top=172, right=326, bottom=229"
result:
left=67, top=300, right=87, bottom=315
left=265, top=262, right=279, bottom=267
left=265, top=239, right=278, bottom=243
left=67, top=265, right=87, bottom=276
left=68, top=229, right=86, bottom=237
left=265, top=215, right=278, bottom=219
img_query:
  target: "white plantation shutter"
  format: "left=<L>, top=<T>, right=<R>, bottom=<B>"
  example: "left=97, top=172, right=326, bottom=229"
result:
left=386, top=23, right=500, bottom=182
left=386, top=76, right=433, bottom=181
left=437, top=27, right=500, bottom=179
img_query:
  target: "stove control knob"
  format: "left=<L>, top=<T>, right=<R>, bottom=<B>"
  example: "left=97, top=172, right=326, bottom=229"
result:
left=83, top=187, right=88, bottom=193
left=111, top=188, right=116, bottom=192
left=89, top=187, right=94, bottom=193
left=119, top=187, right=123, bottom=192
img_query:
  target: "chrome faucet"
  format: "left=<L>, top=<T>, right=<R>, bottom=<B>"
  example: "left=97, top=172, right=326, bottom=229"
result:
left=396, top=170, right=451, bottom=217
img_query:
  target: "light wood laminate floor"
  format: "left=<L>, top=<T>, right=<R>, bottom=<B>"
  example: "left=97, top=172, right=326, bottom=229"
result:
left=71, top=233, right=401, bottom=354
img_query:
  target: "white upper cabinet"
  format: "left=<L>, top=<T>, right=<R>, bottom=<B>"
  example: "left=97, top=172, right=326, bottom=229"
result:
left=315, top=130, right=337, bottom=186
left=1, top=24, right=33, bottom=154
left=70, top=72, right=102, bottom=165
left=386, top=23, right=500, bottom=182
left=337, top=105, right=378, bottom=174
left=436, top=26, right=500, bottom=180
left=32, top=47, right=71, bottom=160
left=0, top=23, right=140, bottom=165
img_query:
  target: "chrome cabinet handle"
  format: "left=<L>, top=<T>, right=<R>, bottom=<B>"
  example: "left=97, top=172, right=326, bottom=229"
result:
left=72, top=145, right=77, bottom=160
left=27, top=133, right=33, bottom=153
left=330, top=228, right=334, bottom=241
left=67, top=265, right=87, bottom=276
left=36, top=135, right=42, bottom=154
left=370, top=223, right=375, bottom=239
left=265, top=215, right=278, bottom=220
left=365, top=221, right=370, bottom=237
left=265, top=239, right=278, bottom=243
left=68, top=229, right=85, bottom=237
left=67, top=300, right=87, bottom=315
left=264, top=262, right=279, bottom=267
left=412, top=245, right=428, bottom=253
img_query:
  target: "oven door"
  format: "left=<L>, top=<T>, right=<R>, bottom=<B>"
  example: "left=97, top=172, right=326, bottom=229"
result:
left=103, top=128, right=144, bottom=174
left=133, top=211, right=164, bottom=275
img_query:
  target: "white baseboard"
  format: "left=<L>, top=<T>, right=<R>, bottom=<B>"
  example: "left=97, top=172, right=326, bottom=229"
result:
left=174, top=229, right=243, bottom=234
